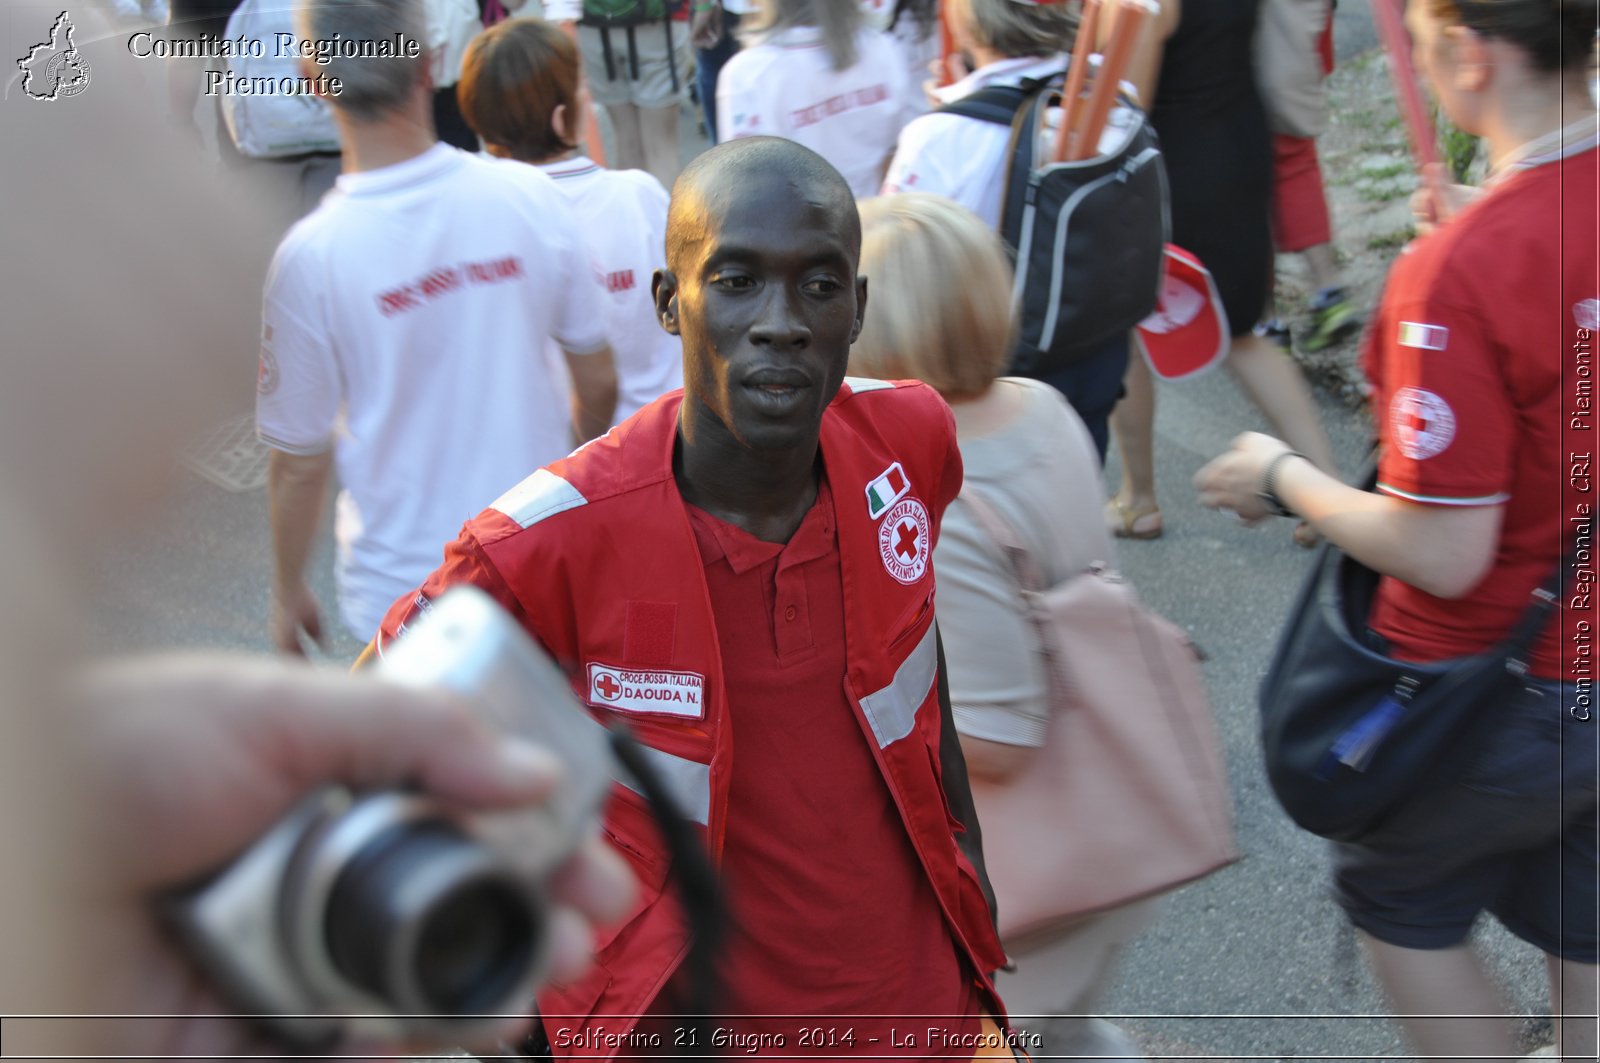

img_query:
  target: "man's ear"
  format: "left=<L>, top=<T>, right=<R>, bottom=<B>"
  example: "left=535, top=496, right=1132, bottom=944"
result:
left=551, top=103, right=571, bottom=144
left=850, top=274, right=868, bottom=343
left=653, top=269, right=681, bottom=336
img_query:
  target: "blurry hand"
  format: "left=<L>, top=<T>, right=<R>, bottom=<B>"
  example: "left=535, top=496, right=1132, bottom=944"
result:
left=271, top=580, right=325, bottom=656
left=691, top=5, right=724, bottom=50
left=928, top=51, right=971, bottom=103
left=1193, top=431, right=1297, bottom=525
left=1409, top=163, right=1482, bottom=236
left=66, top=653, right=634, bottom=1060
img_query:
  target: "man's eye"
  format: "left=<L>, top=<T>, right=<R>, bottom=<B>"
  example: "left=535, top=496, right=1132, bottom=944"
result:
left=803, top=277, right=842, bottom=295
left=711, top=274, right=755, bottom=291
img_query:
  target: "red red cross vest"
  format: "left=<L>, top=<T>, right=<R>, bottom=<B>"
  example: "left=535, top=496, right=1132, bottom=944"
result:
left=375, top=378, right=1008, bottom=1047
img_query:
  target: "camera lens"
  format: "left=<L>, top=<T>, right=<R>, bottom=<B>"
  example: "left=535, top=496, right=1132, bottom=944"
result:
left=323, top=820, right=540, bottom=1017
left=414, top=877, right=533, bottom=1013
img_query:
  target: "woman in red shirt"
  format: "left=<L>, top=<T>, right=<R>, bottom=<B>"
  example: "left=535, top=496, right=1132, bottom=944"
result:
left=1195, top=0, right=1598, bottom=1055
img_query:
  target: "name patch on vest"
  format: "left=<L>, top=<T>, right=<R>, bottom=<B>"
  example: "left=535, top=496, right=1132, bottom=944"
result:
left=587, top=662, right=706, bottom=719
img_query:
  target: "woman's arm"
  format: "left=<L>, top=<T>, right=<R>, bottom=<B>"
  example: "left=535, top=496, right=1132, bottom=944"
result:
left=933, top=507, right=1052, bottom=785
left=1098, top=0, right=1181, bottom=107
left=1195, top=431, right=1503, bottom=599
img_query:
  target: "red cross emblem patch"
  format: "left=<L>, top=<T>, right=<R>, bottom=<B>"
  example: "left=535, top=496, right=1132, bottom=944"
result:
left=1390, top=386, right=1456, bottom=461
left=877, top=497, right=930, bottom=584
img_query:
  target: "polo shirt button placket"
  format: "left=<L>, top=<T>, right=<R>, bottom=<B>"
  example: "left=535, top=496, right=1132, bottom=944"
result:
left=784, top=605, right=798, bottom=622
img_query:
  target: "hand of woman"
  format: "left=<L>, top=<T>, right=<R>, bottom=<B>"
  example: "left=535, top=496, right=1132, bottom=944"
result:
left=691, top=5, right=725, bottom=50
left=1410, top=163, right=1483, bottom=236
left=1193, top=431, right=1298, bottom=525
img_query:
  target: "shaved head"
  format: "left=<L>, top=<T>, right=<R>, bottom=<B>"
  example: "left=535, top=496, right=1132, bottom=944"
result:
left=665, top=137, right=861, bottom=275
left=651, top=135, right=867, bottom=465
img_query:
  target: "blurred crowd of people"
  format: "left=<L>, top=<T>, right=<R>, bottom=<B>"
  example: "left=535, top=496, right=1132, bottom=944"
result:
left=3, top=0, right=1596, bottom=1056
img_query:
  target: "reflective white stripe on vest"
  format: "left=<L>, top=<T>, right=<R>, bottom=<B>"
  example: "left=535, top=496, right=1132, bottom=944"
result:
left=842, top=376, right=896, bottom=394
left=492, top=468, right=587, bottom=529
left=859, top=623, right=938, bottom=748
left=589, top=712, right=713, bottom=826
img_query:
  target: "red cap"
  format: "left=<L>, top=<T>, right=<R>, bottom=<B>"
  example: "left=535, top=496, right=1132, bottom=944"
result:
left=1134, top=244, right=1230, bottom=381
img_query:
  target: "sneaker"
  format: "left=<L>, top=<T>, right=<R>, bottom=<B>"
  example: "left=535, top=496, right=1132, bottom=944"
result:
left=1253, top=318, right=1293, bottom=352
left=1301, top=288, right=1362, bottom=352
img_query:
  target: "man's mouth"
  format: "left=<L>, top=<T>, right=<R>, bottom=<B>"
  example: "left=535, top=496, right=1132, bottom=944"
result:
left=741, top=370, right=814, bottom=412
left=739, top=369, right=812, bottom=393
left=744, top=369, right=812, bottom=391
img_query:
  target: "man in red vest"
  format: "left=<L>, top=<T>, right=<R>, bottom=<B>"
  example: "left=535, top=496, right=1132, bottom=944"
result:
left=373, top=136, right=1012, bottom=1057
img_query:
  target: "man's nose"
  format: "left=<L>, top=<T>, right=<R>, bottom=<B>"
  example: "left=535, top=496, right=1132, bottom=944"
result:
left=749, top=285, right=811, bottom=349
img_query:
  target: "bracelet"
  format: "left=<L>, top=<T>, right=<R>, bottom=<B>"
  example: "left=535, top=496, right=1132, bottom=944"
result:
left=1259, top=450, right=1308, bottom=518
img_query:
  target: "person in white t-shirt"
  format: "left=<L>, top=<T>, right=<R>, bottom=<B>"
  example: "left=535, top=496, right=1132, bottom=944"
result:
left=880, top=0, right=1129, bottom=464
left=881, top=0, right=1072, bottom=227
left=257, top=0, right=618, bottom=651
left=717, top=0, right=918, bottom=200
left=459, top=17, right=684, bottom=425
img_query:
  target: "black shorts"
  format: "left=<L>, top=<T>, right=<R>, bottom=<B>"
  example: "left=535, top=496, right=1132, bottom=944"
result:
left=1332, top=679, right=1599, bottom=962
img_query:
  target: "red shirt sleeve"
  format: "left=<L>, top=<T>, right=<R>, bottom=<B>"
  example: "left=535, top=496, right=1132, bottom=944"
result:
left=1370, top=252, right=1515, bottom=507
left=371, top=520, right=529, bottom=659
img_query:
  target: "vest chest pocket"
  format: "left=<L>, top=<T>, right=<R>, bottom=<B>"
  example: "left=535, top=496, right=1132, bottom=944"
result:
left=888, top=588, right=935, bottom=651
left=594, top=789, right=672, bottom=952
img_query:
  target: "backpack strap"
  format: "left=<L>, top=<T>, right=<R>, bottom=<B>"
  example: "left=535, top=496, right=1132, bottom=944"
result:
left=935, top=82, right=1033, bottom=125
left=957, top=487, right=1047, bottom=595
left=934, top=75, right=1061, bottom=251
left=996, top=74, right=1064, bottom=248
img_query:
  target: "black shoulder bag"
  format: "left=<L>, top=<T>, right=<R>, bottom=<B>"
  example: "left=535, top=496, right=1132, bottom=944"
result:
left=1258, top=465, right=1575, bottom=842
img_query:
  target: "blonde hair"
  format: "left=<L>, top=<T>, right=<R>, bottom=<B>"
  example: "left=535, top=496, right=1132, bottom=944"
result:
left=852, top=194, right=1015, bottom=400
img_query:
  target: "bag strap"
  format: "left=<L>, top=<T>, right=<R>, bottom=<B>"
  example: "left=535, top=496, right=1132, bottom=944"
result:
left=1501, top=532, right=1579, bottom=671
left=1349, top=451, right=1571, bottom=671
left=936, top=76, right=1058, bottom=249
left=995, top=77, right=1055, bottom=247
left=955, top=487, right=1048, bottom=596
left=935, top=82, right=1033, bottom=125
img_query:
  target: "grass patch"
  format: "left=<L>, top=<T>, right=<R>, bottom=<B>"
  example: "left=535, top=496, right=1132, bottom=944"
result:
left=1367, top=227, right=1416, bottom=251
left=1359, top=161, right=1411, bottom=181
left=1439, top=123, right=1480, bottom=182
left=1359, top=184, right=1412, bottom=204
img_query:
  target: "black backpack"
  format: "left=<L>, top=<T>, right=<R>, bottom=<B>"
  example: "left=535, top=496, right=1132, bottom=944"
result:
left=938, top=74, right=1169, bottom=374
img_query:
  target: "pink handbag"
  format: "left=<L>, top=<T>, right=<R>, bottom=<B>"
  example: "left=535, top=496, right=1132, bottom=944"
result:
left=959, top=490, right=1240, bottom=939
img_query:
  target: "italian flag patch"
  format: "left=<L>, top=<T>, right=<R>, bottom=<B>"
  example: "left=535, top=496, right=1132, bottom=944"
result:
left=866, top=462, right=911, bottom=519
left=1397, top=321, right=1449, bottom=350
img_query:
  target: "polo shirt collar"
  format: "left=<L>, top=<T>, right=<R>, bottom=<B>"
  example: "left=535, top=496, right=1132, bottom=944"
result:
left=1488, top=114, right=1599, bottom=185
left=335, top=142, right=461, bottom=197
left=766, top=25, right=828, bottom=49
left=539, top=155, right=604, bottom=182
left=688, top=475, right=838, bottom=576
left=934, top=54, right=1065, bottom=106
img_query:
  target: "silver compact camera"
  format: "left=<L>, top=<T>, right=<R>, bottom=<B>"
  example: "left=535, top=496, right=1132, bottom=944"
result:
left=165, top=587, right=614, bottom=1050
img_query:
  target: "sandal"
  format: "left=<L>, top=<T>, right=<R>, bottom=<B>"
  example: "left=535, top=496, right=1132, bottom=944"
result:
left=1106, top=497, right=1163, bottom=540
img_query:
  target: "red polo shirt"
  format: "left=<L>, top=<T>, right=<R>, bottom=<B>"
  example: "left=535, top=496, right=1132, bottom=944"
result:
left=1362, top=133, right=1598, bottom=679
left=646, top=474, right=979, bottom=1053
